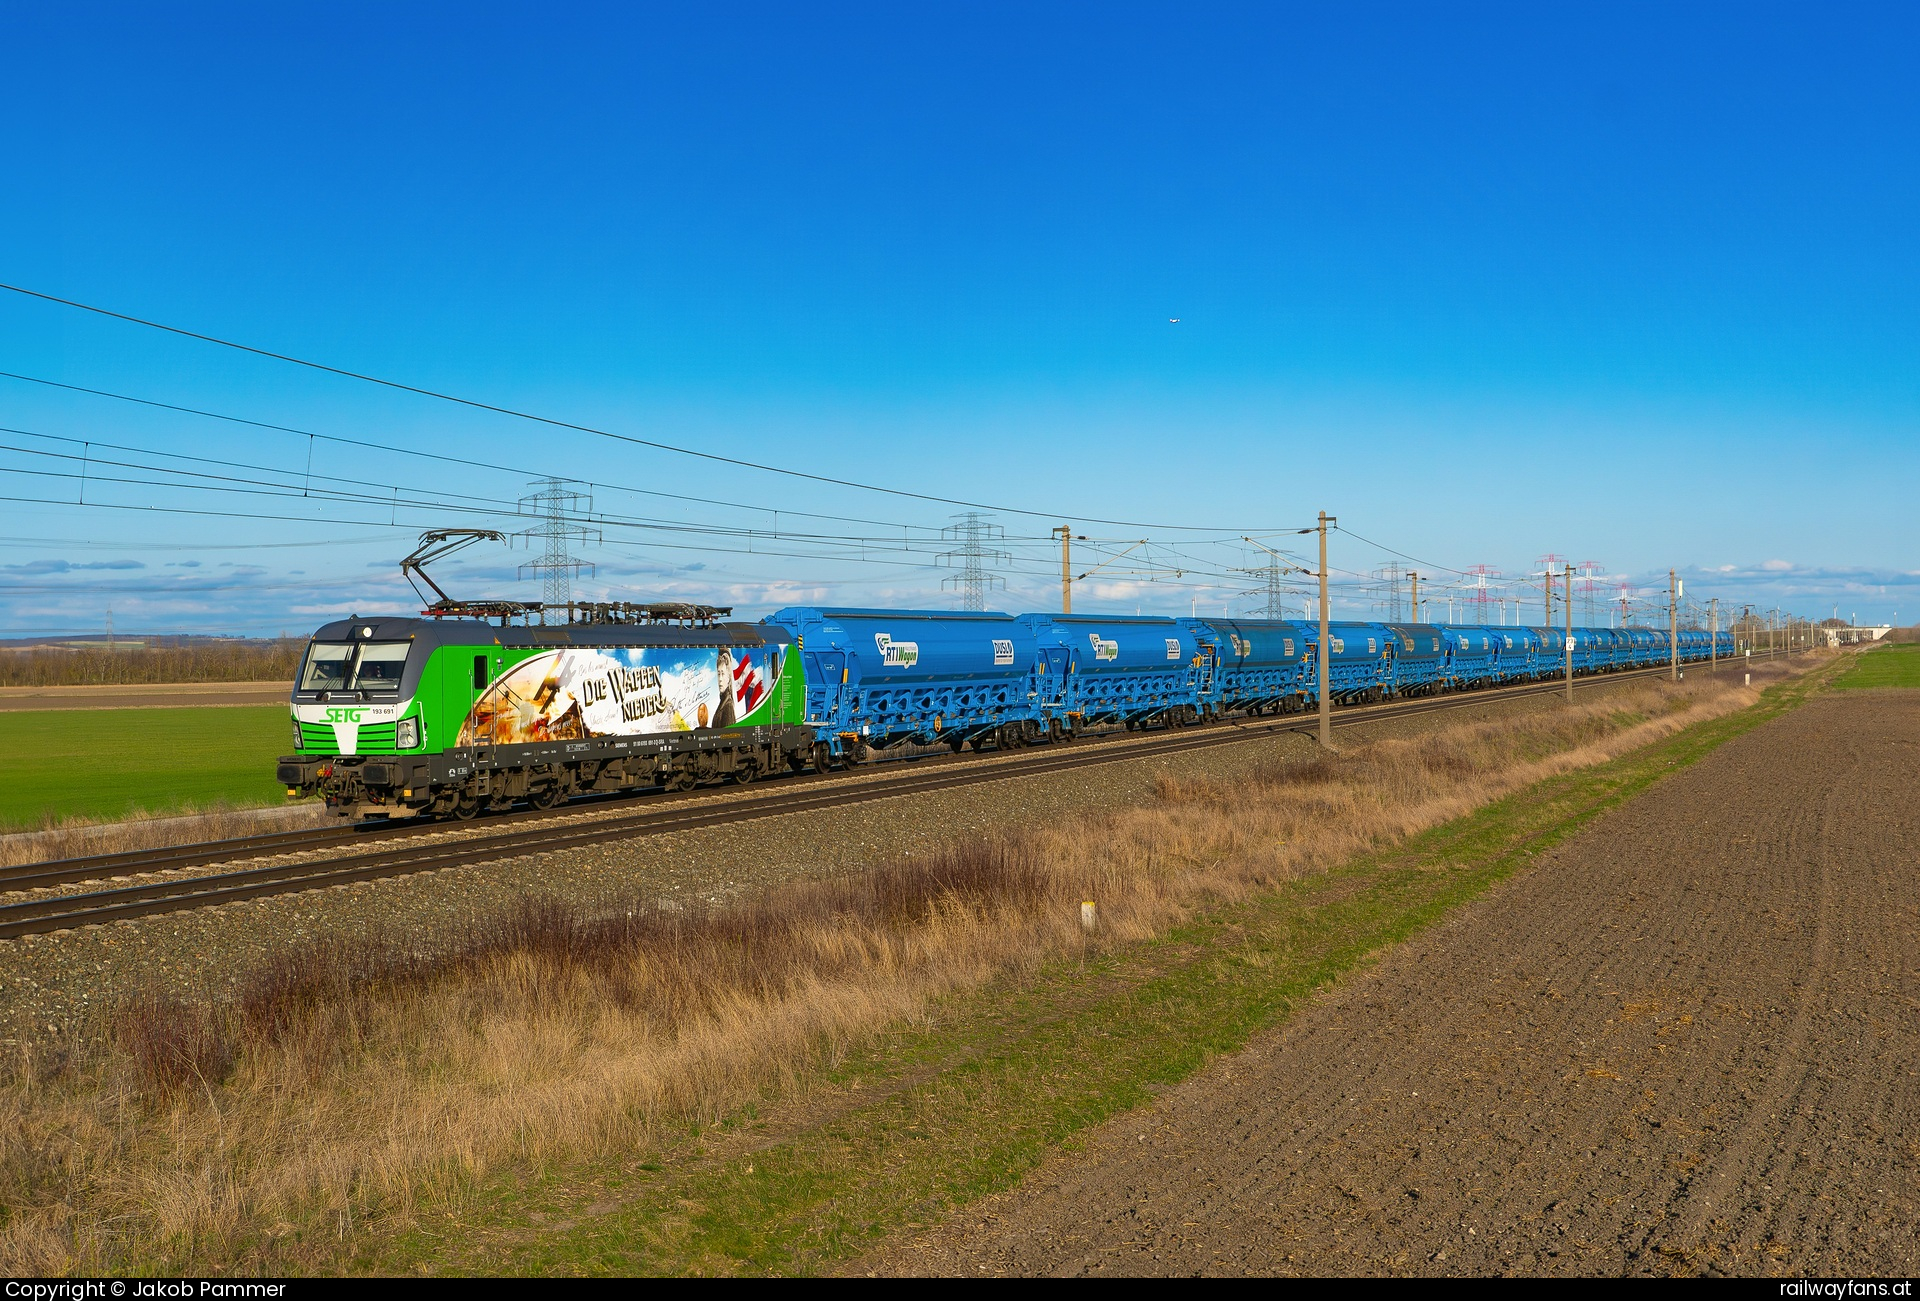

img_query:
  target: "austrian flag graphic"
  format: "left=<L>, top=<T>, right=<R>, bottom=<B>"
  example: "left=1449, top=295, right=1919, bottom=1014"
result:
left=733, top=652, right=767, bottom=714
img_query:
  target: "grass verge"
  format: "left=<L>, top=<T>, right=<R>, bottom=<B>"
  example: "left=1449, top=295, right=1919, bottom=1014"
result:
left=366, top=657, right=1837, bottom=1276
left=0, top=705, right=292, bottom=830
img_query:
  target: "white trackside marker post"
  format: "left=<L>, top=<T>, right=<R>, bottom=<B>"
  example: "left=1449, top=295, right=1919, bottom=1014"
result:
left=1081, top=901, right=1098, bottom=933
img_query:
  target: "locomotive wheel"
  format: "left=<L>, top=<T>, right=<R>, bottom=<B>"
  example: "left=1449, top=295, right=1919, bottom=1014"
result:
left=528, top=785, right=560, bottom=810
left=732, top=758, right=759, bottom=785
left=787, top=750, right=809, bottom=772
left=452, top=793, right=480, bottom=821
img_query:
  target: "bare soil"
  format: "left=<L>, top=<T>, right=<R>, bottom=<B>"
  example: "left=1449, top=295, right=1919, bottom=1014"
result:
left=866, top=688, right=1920, bottom=1276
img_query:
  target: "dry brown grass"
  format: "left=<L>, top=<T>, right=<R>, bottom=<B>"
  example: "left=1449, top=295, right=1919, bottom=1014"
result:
left=0, top=803, right=331, bottom=870
left=0, top=664, right=1808, bottom=1273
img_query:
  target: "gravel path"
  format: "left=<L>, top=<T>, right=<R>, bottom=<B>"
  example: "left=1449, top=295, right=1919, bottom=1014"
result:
left=860, top=684, right=1917, bottom=1277
left=0, top=669, right=1743, bottom=1045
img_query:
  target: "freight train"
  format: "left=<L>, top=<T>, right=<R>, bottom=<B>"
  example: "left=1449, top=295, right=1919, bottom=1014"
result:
left=278, top=599, right=1732, bottom=821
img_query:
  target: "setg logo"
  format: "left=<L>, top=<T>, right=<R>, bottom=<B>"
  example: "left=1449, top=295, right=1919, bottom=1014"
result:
left=325, top=707, right=367, bottom=723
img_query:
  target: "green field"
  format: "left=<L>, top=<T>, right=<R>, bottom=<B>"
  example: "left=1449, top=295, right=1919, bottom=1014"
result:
left=1831, top=642, right=1920, bottom=690
left=0, top=705, right=292, bottom=830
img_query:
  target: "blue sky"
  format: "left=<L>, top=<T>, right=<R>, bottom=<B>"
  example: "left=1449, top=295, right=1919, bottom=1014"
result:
left=1, top=2, right=1915, bottom=636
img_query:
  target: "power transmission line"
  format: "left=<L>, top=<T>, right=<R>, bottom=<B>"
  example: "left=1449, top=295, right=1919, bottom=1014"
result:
left=1370, top=562, right=1407, bottom=621
left=936, top=512, right=1009, bottom=612
left=516, top=477, right=598, bottom=610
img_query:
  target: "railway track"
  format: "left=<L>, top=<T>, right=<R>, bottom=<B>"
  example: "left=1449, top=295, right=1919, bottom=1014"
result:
left=0, top=659, right=1742, bottom=939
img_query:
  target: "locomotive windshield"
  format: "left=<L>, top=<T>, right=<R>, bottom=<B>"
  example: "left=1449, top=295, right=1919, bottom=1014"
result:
left=298, top=640, right=410, bottom=692
left=299, top=643, right=354, bottom=691
left=351, top=642, right=410, bottom=689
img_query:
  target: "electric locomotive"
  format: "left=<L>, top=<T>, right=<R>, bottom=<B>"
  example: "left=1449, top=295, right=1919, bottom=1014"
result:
left=277, top=604, right=814, bottom=819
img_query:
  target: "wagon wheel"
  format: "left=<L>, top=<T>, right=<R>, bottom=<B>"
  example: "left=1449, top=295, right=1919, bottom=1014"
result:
left=812, top=743, right=834, bottom=775
left=947, top=735, right=966, bottom=754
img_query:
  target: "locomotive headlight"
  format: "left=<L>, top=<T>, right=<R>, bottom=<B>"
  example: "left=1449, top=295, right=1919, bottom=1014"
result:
left=396, top=717, right=419, bottom=749
left=292, top=720, right=303, bottom=750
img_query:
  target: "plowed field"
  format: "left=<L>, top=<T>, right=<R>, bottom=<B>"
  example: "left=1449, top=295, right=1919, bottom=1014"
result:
left=872, top=688, right=1920, bottom=1276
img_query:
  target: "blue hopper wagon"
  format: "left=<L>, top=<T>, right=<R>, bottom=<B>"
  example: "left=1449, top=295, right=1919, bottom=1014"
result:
left=1023, top=613, right=1202, bottom=729
left=1181, top=617, right=1313, bottom=715
left=1385, top=623, right=1449, bottom=696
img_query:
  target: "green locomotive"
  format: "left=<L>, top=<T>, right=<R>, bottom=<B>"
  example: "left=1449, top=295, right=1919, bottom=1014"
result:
left=277, top=601, right=812, bottom=819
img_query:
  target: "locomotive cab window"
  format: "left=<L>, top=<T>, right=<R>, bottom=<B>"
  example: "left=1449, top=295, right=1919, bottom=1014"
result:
left=348, top=642, right=410, bottom=692
left=298, top=643, right=355, bottom=692
left=300, top=640, right=409, bottom=692
left=473, top=655, right=490, bottom=690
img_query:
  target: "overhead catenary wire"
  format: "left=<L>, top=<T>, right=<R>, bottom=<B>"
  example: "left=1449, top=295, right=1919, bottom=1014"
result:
left=0, top=412, right=1269, bottom=563
left=1331, top=523, right=1478, bottom=579
left=0, top=425, right=1738, bottom=616
left=0, top=296, right=1800, bottom=622
left=0, top=427, right=1078, bottom=553
left=0, top=473, right=1782, bottom=624
left=0, top=486, right=1106, bottom=578
left=0, top=369, right=960, bottom=536
left=0, top=284, right=1310, bottom=534
left=0, top=422, right=1295, bottom=594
